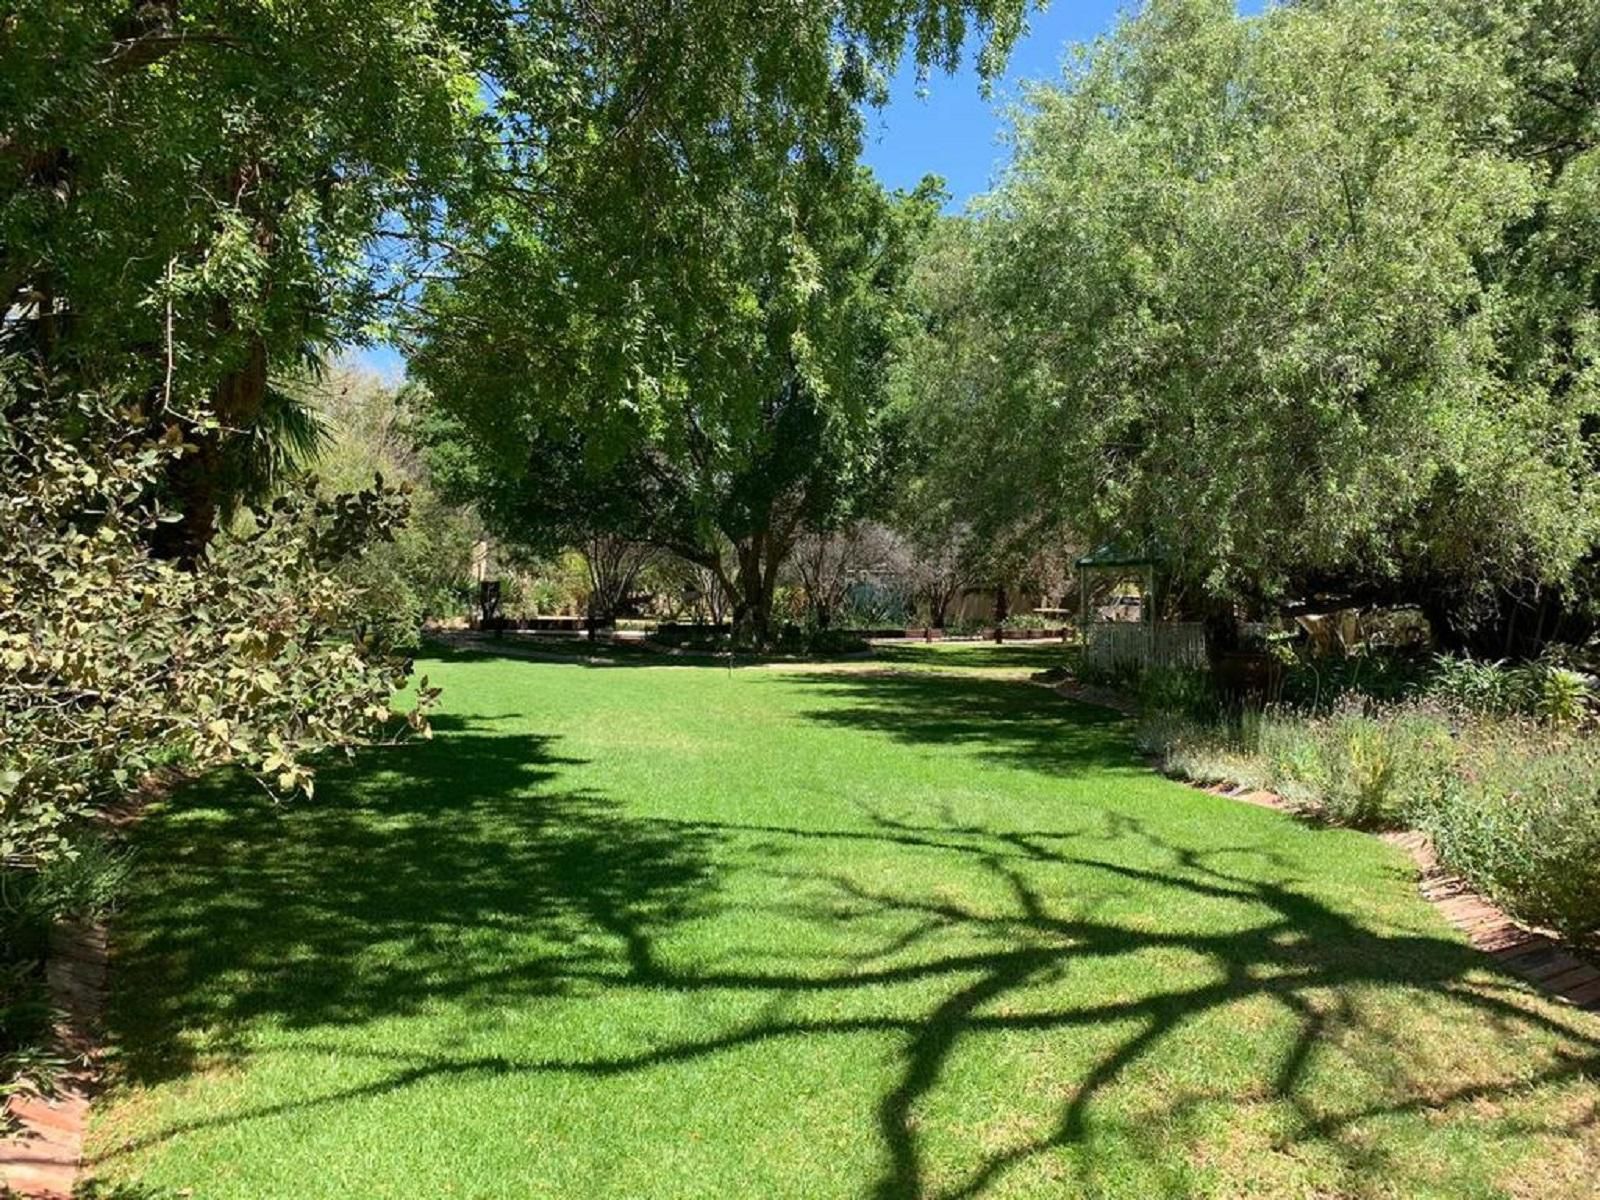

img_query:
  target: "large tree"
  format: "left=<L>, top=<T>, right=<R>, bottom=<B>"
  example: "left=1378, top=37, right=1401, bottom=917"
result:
left=415, top=168, right=940, bottom=644
left=1, top=0, right=484, bottom=556
left=393, top=0, right=1038, bottom=645
left=905, top=0, right=1600, bottom=653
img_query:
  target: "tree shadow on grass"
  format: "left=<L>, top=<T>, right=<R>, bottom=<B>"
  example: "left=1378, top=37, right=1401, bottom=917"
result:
left=109, top=714, right=722, bottom=1086
left=790, top=667, right=1138, bottom=778
left=419, top=638, right=1073, bottom=674
left=866, top=642, right=1076, bottom=672
left=419, top=639, right=863, bottom=670
left=99, top=700, right=1600, bottom=1198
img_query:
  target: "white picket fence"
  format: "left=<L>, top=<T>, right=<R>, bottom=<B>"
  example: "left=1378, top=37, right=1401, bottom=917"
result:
left=1083, top=622, right=1208, bottom=672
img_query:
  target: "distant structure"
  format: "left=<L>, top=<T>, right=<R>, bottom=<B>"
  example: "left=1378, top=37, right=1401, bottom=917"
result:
left=1076, top=539, right=1206, bottom=672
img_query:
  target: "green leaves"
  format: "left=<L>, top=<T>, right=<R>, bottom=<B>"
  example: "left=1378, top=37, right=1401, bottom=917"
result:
left=906, top=0, right=1600, bottom=628
left=0, top=366, right=437, bottom=867
left=414, top=149, right=940, bottom=639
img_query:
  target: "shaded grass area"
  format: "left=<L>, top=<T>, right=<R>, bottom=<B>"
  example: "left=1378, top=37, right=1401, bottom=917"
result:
left=866, top=640, right=1074, bottom=673
left=87, top=654, right=1599, bottom=1198
left=424, top=632, right=1071, bottom=674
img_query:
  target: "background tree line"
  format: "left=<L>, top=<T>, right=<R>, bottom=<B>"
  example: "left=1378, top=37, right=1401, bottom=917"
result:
left=897, top=0, right=1600, bottom=657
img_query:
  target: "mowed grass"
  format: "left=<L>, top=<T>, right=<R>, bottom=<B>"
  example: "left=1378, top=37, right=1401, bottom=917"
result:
left=86, top=646, right=1599, bottom=1199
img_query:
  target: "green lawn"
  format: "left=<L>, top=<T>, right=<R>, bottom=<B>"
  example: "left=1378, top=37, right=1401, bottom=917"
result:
left=87, top=646, right=1599, bottom=1198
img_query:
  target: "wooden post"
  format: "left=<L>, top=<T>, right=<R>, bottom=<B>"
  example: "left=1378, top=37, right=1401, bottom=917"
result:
left=1078, top=563, right=1089, bottom=666
left=1145, top=561, right=1155, bottom=666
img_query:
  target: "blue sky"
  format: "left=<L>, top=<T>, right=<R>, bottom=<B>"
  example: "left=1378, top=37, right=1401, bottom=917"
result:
left=353, top=1, right=1164, bottom=380
left=863, top=0, right=1131, bottom=206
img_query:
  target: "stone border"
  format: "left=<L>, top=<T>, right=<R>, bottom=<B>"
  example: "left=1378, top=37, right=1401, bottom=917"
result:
left=1195, top=780, right=1600, bottom=1014
left=0, top=923, right=108, bottom=1198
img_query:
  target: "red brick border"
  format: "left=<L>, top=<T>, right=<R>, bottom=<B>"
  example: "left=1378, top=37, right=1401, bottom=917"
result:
left=1195, top=781, right=1600, bottom=1014
left=0, top=921, right=108, bottom=1199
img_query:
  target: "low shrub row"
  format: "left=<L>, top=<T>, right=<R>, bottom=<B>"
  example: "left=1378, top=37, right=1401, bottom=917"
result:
left=1135, top=662, right=1600, bottom=943
left=1277, top=647, right=1597, bottom=723
left=648, top=623, right=869, bottom=656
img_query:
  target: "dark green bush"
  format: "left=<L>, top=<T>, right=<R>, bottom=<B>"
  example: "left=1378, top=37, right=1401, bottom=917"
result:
left=1277, top=649, right=1596, bottom=727
left=805, top=628, right=869, bottom=655
left=1137, top=666, right=1217, bottom=721
left=1077, top=656, right=1144, bottom=690
left=1277, top=648, right=1433, bottom=710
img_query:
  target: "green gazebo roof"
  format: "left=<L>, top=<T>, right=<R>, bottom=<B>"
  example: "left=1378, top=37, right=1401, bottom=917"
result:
left=1075, top=537, right=1168, bottom=569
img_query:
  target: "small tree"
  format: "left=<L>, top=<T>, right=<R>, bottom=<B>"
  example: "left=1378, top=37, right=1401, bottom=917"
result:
left=790, top=523, right=907, bottom=628
left=901, top=523, right=974, bottom=629
left=582, top=535, right=657, bottom=628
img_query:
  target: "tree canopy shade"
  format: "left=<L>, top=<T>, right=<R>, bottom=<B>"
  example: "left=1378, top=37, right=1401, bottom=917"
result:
left=904, top=0, right=1600, bottom=651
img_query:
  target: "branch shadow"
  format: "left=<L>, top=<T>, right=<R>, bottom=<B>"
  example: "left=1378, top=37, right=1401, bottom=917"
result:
left=792, top=667, right=1138, bottom=777
left=109, top=715, right=722, bottom=1086
left=98, top=686, right=1600, bottom=1198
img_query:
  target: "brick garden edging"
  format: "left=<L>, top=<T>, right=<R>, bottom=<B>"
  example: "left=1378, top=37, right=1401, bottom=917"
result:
left=0, top=921, right=109, bottom=1198
left=1194, top=780, right=1600, bottom=1015
left=1039, top=678, right=1600, bottom=1016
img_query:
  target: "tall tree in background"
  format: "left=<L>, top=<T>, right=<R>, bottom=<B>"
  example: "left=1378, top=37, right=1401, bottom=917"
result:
left=416, top=170, right=941, bottom=644
left=903, top=0, right=1600, bottom=653
left=401, top=0, right=1035, bottom=646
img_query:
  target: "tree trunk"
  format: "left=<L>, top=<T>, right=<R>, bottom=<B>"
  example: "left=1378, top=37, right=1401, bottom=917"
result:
left=728, top=533, right=784, bottom=648
left=150, top=334, right=269, bottom=563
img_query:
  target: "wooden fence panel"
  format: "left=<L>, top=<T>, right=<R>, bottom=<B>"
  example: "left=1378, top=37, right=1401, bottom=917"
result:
left=1084, top=622, right=1207, bottom=672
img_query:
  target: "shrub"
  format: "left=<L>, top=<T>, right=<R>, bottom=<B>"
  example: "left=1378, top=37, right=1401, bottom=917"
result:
left=1078, top=656, right=1144, bottom=690
left=0, top=954, right=56, bottom=1119
left=1165, top=739, right=1269, bottom=790
left=999, top=613, right=1058, bottom=631
left=1427, top=733, right=1600, bottom=940
left=1, top=369, right=443, bottom=1111
left=1257, top=712, right=1326, bottom=807
left=1518, top=662, right=1594, bottom=727
left=1424, top=653, right=1595, bottom=727
left=836, top=584, right=911, bottom=629
left=0, top=840, right=128, bottom=1123
left=805, top=628, right=869, bottom=656
left=1144, top=697, right=1458, bottom=829
left=1316, top=715, right=1401, bottom=827
left=1426, top=654, right=1518, bottom=715
left=1137, top=666, right=1217, bottom=721
left=1278, top=648, right=1433, bottom=710
left=0, top=371, right=440, bottom=870
left=1307, top=707, right=1457, bottom=829
left=1136, top=711, right=1268, bottom=791
left=1137, top=647, right=1599, bottom=940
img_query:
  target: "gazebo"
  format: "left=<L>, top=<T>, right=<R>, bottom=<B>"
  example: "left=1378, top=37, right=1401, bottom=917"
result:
left=1075, top=538, right=1205, bottom=672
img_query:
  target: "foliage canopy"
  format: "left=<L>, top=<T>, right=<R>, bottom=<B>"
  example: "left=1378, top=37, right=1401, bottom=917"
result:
left=903, top=0, right=1600, bottom=648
